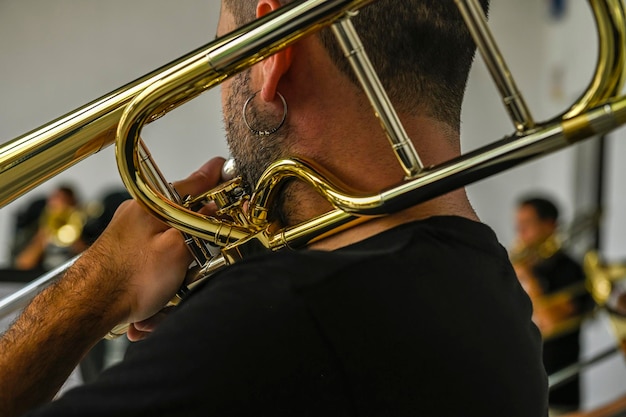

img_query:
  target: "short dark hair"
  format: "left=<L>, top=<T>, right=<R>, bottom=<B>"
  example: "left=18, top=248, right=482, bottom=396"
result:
left=57, top=184, right=78, bottom=206
left=223, top=0, right=490, bottom=131
left=518, top=197, right=559, bottom=223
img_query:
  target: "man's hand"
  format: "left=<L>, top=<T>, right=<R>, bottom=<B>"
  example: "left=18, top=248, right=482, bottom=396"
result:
left=0, top=157, right=226, bottom=417
left=89, top=156, right=228, bottom=331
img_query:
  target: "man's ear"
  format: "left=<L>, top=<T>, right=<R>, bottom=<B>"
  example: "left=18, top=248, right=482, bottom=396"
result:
left=257, top=0, right=293, bottom=102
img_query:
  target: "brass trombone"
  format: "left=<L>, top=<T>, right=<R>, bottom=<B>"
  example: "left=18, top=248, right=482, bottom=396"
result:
left=548, top=252, right=626, bottom=391
left=1, top=0, right=626, bottom=341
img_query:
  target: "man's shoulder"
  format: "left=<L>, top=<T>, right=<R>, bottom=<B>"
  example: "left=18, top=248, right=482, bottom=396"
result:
left=119, top=216, right=544, bottom=417
left=186, top=215, right=505, bottom=299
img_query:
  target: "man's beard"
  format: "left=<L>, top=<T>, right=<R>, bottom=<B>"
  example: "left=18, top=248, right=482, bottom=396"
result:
left=222, top=70, right=291, bottom=224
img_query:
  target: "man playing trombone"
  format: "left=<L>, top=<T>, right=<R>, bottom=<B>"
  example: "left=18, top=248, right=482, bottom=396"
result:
left=511, top=196, right=589, bottom=413
left=0, top=1, right=548, bottom=416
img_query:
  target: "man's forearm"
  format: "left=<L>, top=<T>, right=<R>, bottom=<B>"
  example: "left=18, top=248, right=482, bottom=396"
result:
left=0, top=252, right=124, bottom=417
left=0, top=161, right=223, bottom=416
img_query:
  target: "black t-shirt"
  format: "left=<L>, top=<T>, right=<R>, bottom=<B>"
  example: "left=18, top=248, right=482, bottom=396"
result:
left=26, top=216, right=548, bottom=416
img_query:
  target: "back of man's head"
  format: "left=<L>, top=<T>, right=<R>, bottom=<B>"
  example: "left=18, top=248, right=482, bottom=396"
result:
left=224, top=0, right=490, bottom=131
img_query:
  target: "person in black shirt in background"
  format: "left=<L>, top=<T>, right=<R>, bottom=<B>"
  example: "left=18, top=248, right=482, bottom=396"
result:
left=0, top=1, right=549, bottom=416
left=512, top=196, right=589, bottom=414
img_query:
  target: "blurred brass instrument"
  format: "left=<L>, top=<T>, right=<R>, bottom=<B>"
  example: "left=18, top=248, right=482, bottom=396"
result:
left=41, top=207, right=86, bottom=248
left=585, top=251, right=626, bottom=350
left=510, top=234, right=562, bottom=266
left=509, top=234, right=590, bottom=341
left=1, top=0, right=626, bottom=340
left=548, top=252, right=626, bottom=391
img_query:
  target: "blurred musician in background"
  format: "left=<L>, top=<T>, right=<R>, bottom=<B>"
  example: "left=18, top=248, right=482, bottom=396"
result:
left=13, top=185, right=87, bottom=271
left=0, top=1, right=549, bottom=416
left=511, top=196, right=588, bottom=414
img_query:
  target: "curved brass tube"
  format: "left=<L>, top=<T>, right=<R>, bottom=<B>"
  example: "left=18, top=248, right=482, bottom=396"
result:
left=0, top=43, right=217, bottom=209
left=115, top=0, right=374, bottom=248
left=585, top=251, right=626, bottom=351
left=115, top=0, right=626, bottom=261
left=560, top=0, right=626, bottom=121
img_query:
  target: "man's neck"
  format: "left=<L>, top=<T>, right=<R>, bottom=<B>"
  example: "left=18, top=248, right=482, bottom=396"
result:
left=274, top=51, right=478, bottom=250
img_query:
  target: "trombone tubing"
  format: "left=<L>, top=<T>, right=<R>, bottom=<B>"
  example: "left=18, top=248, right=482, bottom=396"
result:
left=0, top=256, right=79, bottom=321
left=0, top=0, right=374, bottom=209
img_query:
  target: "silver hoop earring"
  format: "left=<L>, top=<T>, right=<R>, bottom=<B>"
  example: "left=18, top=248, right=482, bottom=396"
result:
left=242, top=91, right=288, bottom=136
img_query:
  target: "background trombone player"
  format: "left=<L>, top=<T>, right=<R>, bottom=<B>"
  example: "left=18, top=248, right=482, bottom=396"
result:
left=511, top=196, right=590, bottom=414
left=0, top=1, right=549, bottom=416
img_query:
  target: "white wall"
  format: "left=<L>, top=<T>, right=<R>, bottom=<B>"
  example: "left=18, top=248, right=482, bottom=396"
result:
left=1, top=0, right=626, bottom=411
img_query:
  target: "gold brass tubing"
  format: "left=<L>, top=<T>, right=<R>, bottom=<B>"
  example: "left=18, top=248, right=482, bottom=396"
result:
left=561, top=0, right=626, bottom=120
left=186, top=254, right=229, bottom=291
left=256, top=0, right=626, bottom=252
left=562, top=96, right=626, bottom=143
left=0, top=43, right=229, bottom=209
left=116, top=55, right=250, bottom=245
left=271, top=210, right=357, bottom=250
left=262, top=122, right=562, bottom=218
left=331, top=18, right=423, bottom=179
left=259, top=96, right=626, bottom=250
left=138, top=141, right=179, bottom=202
left=0, top=0, right=375, bottom=210
left=124, top=0, right=625, bottom=256
left=116, top=0, right=376, bottom=245
left=370, top=98, right=617, bottom=219
left=584, top=250, right=626, bottom=307
left=138, top=142, right=211, bottom=264
left=455, top=0, right=535, bottom=133
left=270, top=97, right=626, bottom=249
left=206, top=0, right=375, bottom=72
left=585, top=251, right=613, bottom=306
left=268, top=125, right=565, bottom=249
left=249, top=158, right=384, bottom=223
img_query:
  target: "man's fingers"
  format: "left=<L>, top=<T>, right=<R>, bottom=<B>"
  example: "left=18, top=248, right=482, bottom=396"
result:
left=126, top=306, right=175, bottom=341
left=173, top=157, right=226, bottom=198
left=127, top=324, right=150, bottom=342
